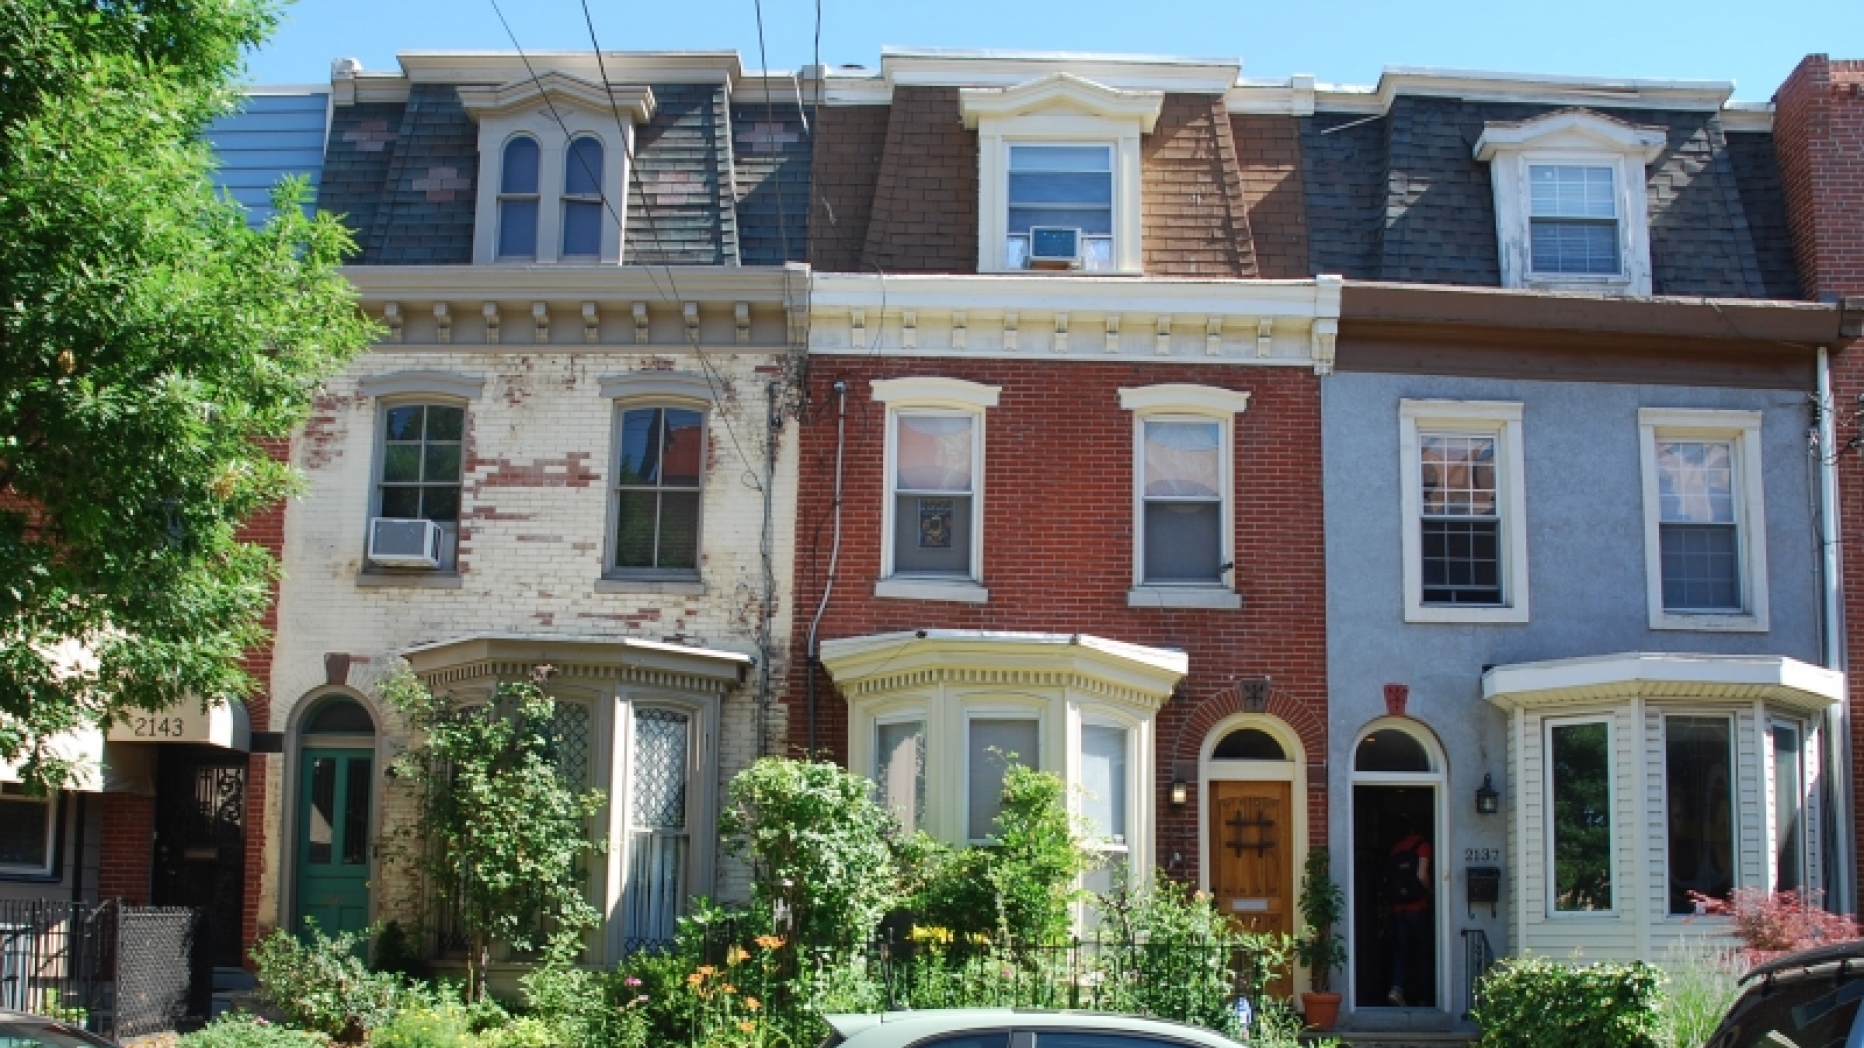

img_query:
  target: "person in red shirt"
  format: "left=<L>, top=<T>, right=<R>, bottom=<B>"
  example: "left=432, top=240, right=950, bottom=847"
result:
left=1384, top=822, right=1432, bottom=1007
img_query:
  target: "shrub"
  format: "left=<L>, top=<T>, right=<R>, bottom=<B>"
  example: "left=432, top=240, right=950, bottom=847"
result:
left=1692, top=888, right=1861, bottom=963
left=249, top=923, right=401, bottom=1038
left=474, top=1017, right=562, bottom=1048
left=1473, top=955, right=1663, bottom=1048
left=365, top=1006, right=473, bottom=1048
left=1657, top=938, right=1745, bottom=1048
left=177, top=1014, right=330, bottom=1048
left=719, top=758, right=898, bottom=954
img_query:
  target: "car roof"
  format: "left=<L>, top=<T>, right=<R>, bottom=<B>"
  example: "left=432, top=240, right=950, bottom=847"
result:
left=825, top=1009, right=1242, bottom=1047
left=1741, top=939, right=1864, bottom=984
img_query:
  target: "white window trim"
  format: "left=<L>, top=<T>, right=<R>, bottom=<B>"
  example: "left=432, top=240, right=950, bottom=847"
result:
left=0, top=794, right=57, bottom=878
left=873, top=377, right=1001, bottom=602
left=1637, top=408, right=1768, bottom=632
left=1474, top=111, right=1664, bottom=296
left=364, top=394, right=471, bottom=574
left=610, top=689, right=718, bottom=959
left=463, top=78, right=648, bottom=266
left=961, top=75, right=1161, bottom=275
left=1657, top=710, right=1739, bottom=918
left=1119, top=384, right=1250, bottom=609
left=1399, top=399, right=1529, bottom=624
left=602, top=395, right=709, bottom=583
left=1543, top=714, right=1619, bottom=919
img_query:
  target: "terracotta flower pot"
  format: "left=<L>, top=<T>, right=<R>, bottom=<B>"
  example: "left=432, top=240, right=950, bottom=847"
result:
left=1301, top=991, right=1344, bottom=1030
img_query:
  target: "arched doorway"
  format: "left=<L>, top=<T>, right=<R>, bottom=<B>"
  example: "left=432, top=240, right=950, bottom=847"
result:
left=1200, top=716, right=1307, bottom=997
left=1349, top=718, right=1447, bottom=1013
left=294, top=695, right=377, bottom=938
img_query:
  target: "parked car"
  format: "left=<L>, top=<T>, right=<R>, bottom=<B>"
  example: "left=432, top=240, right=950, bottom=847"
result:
left=0, top=1011, right=116, bottom=1047
left=1705, top=940, right=1864, bottom=1048
left=820, top=1010, right=1243, bottom=1048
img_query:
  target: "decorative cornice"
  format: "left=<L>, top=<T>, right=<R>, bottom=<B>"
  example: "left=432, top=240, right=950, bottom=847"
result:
left=1474, top=109, right=1668, bottom=163
left=459, top=73, right=654, bottom=124
left=820, top=629, right=1187, bottom=713
left=1483, top=652, right=1843, bottom=714
left=960, top=73, right=1165, bottom=133
left=598, top=372, right=715, bottom=402
left=358, top=370, right=485, bottom=400
left=402, top=634, right=750, bottom=696
left=810, top=273, right=1344, bottom=374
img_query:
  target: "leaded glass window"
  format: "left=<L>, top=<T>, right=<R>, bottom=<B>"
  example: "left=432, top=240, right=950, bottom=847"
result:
left=625, top=707, right=690, bottom=951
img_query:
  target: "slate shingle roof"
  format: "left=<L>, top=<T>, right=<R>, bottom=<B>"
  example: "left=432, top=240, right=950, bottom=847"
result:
left=626, top=84, right=738, bottom=266
left=367, top=84, right=478, bottom=265
left=731, top=101, right=812, bottom=266
left=1725, top=131, right=1802, bottom=299
left=1299, top=99, right=1790, bottom=299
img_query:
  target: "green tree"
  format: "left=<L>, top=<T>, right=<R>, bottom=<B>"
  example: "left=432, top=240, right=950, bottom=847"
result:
left=384, top=668, right=606, bottom=1001
left=0, top=0, right=375, bottom=786
left=720, top=757, right=899, bottom=954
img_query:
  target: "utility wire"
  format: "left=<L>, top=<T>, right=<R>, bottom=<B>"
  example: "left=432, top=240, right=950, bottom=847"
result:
left=486, top=0, right=765, bottom=490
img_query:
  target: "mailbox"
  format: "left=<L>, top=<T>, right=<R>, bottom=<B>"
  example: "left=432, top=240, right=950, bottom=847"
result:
left=1467, top=866, right=1501, bottom=918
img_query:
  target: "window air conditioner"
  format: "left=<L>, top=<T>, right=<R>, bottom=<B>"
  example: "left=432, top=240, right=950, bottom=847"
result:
left=1027, top=226, right=1083, bottom=268
left=367, top=517, right=444, bottom=568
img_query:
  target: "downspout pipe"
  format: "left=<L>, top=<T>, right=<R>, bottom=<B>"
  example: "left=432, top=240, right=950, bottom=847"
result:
left=1818, top=346, right=1854, bottom=912
left=805, top=381, right=848, bottom=758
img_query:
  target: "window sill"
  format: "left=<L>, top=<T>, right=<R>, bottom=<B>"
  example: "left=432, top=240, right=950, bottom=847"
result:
left=1649, top=610, right=1768, bottom=633
left=0, top=870, right=59, bottom=883
left=355, top=571, right=464, bottom=590
left=1522, top=275, right=1634, bottom=294
left=1404, top=602, right=1529, bottom=625
left=983, top=267, right=1144, bottom=278
left=595, top=577, right=706, bottom=596
left=874, top=578, right=990, bottom=604
left=1127, top=587, right=1241, bottom=610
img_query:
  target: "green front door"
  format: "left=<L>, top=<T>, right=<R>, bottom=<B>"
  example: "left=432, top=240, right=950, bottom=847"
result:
left=295, top=748, right=373, bottom=938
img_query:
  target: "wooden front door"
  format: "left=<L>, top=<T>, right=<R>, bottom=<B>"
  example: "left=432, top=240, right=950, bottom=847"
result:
left=1211, top=780, right=1294, bottom=997
left=295, top=749, right=373, bottom=939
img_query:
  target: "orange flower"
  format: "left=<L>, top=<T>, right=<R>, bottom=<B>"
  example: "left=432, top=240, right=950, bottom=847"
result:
left=744, top=997, right=762, bottom=1012
left=738, top=1021, right=756, bottom=1033
left=726, top=945, right=749, bottom=966
left=721, top=983, right=737, bottom=995
left=754, top=934, right=785, bottom=950
left=697, top=965, right=717, bottom=976
left=686, top=973, right=704, bottom=986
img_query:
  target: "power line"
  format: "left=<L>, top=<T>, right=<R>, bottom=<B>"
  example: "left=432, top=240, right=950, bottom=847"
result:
left=486, top=0, right=765, bottom=491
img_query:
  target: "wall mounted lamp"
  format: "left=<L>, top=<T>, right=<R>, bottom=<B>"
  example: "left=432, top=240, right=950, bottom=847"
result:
left=1170, top=779, right=1189, bottom=808
left=1476, top=773, right=1500, bottom=815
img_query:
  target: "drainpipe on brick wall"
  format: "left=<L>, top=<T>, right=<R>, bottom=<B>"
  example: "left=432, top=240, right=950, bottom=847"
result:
left=1818, top=346, right=1855, bottom=912
left=805, top=381, right=849, bottom=758
left=757, top=381, right=780, bottom=758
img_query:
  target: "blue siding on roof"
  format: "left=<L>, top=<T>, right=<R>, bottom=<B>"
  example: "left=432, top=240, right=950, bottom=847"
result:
left=206, top=90, right=330, bottom=225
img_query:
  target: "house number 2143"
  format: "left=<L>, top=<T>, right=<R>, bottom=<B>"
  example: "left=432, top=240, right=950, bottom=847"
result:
left=131, top=716, right=185, bottom=738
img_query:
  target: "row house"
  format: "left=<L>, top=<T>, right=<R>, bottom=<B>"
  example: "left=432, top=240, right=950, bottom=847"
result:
left=794, top=49, right=1863, bottom=1028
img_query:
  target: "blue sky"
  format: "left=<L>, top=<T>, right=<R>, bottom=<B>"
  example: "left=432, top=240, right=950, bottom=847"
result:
left=249, top=0, right=1861, bottom=102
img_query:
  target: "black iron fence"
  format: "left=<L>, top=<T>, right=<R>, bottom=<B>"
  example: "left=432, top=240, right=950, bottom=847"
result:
left=1461, top=927, right=1496, bottom=1020
left=0, top=899, right=211, bottom=1039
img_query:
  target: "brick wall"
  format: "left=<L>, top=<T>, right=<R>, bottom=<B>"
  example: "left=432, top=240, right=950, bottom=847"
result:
left=860, top=88, right=980, bottom=274
left=1141, top=94, right=1257, bottom=278
left=97, top=794, right=152, bottom=904
left=784, top=358, right=1328, bottom=883
left=235, top=438, right=287, bottom=964
left=1231, top=114, right=1312, bottom=279
left=809, top=105, right=889, bottom=273
left=1775, top=53, right=1864, bottom=894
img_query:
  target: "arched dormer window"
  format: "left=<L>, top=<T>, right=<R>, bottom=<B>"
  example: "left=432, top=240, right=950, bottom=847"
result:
left=562, top=137, right=604, bottom=259
left=498, top=136, right=541, bottom=261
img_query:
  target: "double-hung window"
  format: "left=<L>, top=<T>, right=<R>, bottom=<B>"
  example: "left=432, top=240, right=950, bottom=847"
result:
left=378, top=403, right=464, bottom=525
left=1529, top=165, right=1619, bottom=276
left=1120, top=385, right=1249, bottom=610
left=873, top=378, right=999, bottom=603
left=612, top=406, right=705, bottom=577
left=1638, top=409, right=1767, bottom=630
left=1006, top=145, right=1114, bottom=271
left=497, top=136, right=540, bottom=261
left=1399, top=401, right=1527, bottom=623
left=561, top=137, right=604, bottom=259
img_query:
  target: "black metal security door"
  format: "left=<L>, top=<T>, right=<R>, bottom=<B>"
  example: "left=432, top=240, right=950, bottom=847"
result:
left=152, top=747, right=247, bottom=967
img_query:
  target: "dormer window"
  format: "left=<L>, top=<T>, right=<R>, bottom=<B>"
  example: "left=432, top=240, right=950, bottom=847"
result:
left=497, top=137, right=540, bottom=261
left=562, top=137, right=604, bottom=259
left=961, top=74, right=1161, bottom=275
left=1474, top=110, right=1665, bottom=296
left=1006, top=145, right=1114, bottom=271
left=461, top=73, right=654, bottom=266
left=1529, top=165, right=1618, bottom=276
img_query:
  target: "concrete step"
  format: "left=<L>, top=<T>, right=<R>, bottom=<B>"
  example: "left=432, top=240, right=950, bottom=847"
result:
left=1305, top=1034, right=1477, bottom=1048
left=211, top=967, right=256, bottom=994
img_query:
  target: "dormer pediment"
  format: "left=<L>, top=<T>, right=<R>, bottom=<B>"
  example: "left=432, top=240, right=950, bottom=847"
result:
left=1473, top=108, right=1666, bottom=163
left=459, top=72, right=656, bottom=125
left=959, top=73, right=1164, bottom=133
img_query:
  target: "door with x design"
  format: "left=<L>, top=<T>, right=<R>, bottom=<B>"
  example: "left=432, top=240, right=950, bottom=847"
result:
left=1210, top=780, right=1293, bottom=997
